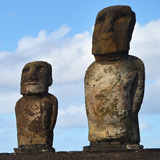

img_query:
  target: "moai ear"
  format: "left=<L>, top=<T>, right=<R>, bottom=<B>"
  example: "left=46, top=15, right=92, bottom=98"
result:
left=48, top=76, right=53, bottom=86
left=47, top=63, right=53, bottom=86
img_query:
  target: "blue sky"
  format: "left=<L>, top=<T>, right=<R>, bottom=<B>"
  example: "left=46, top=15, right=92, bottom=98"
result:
left=0, top=0, right=160, bottom=153
left=1, top=0, right=160, bottom=51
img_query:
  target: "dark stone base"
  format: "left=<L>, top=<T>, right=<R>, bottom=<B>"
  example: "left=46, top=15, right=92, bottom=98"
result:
left=1, top=149, right=160, bottom=160
left=83, top=141, right=143, bottom=152
left=14, top=144, right=55, bottom=153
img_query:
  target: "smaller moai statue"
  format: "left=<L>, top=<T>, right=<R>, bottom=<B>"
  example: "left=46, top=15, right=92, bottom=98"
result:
left=14, top=61, right=58, bottom=153
left=84, top=6, right=145, bottom=151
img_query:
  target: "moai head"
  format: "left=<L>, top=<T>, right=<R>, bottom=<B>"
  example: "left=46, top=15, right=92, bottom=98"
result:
left=21, top=61, right=52, bottom=95
left=92, top=6, right=135, bottom=61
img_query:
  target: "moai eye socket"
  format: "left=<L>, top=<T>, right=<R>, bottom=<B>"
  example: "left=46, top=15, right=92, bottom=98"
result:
left=38, top=66, right=46, bottom=72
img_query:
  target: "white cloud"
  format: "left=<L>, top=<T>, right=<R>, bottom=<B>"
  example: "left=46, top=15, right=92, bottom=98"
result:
left=139, top=121, right=153, bottom=131
left=56, top=104, right=87, bottom=128
left=0, top=19, right=160, bottom=137
left=0, top=20, right=159, bottom=117
left=141, top=80, right=160, bottom=115
left=128, top=19, right=160, bottom=117
left=0, top=25, right=93, bottom=94
left=130, top=20, right=160, bottom=81
left=0, top=25, right=94, bottom=129
left=0, top=18, right=159, bottom=152
left=0, top=25, right=94, bottom=116
left=17, top=25, right=72, bottom=52
left=0, top=92, right=20, bottom=114
left=0, top=129, right=4, bottom=133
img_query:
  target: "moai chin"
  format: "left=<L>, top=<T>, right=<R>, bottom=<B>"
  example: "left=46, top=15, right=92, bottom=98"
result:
left=14, top=61, right=58, bottom=153
left=84, top=5, right=145, bottom=151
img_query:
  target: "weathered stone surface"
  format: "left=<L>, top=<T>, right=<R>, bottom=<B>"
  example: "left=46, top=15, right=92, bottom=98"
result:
left=85, top=56, right=145, bottom=143
left=15, top=61, right=58, bottom=152
left=92, top=5, right=135, bottom=56
left=84, top=5, right=145, bottom=150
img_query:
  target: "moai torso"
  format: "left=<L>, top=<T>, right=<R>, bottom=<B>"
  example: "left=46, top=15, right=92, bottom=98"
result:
left=15, top=61, right=58, bottom=152
left=85, top=56, right=144, bottom=143
left=15, top=93, right=57, bottom=146
left=84, top=5, right=145, bottom=147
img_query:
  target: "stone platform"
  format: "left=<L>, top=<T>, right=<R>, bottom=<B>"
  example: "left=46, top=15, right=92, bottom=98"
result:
left=83, top=141, right=143, bottom=151
left=0, top=149, right=160, bottom=160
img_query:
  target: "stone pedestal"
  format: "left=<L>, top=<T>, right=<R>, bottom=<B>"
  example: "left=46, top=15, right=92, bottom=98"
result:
left=83, top=141, right=143, bottom=152
left=14, top=144, right=55, bottom=153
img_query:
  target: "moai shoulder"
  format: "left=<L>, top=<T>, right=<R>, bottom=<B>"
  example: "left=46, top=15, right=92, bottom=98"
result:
left=15, top=61, right=58, bottom=153
left=84, top=6, right=145, bottom=151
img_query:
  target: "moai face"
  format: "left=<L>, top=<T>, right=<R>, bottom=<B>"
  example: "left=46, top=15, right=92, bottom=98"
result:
left=21, top=61, right=52, bottom=95
left=92, top=6, right=135, bottom=57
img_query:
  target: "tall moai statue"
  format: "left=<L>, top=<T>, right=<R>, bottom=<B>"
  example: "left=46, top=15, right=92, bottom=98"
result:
left=14, top=61, right=58, bottom=153
left=84, top=6, right=145, bottom=151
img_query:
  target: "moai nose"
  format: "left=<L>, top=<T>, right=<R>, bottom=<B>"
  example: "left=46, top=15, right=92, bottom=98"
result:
left=27, top=67, right=38, bottom=81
